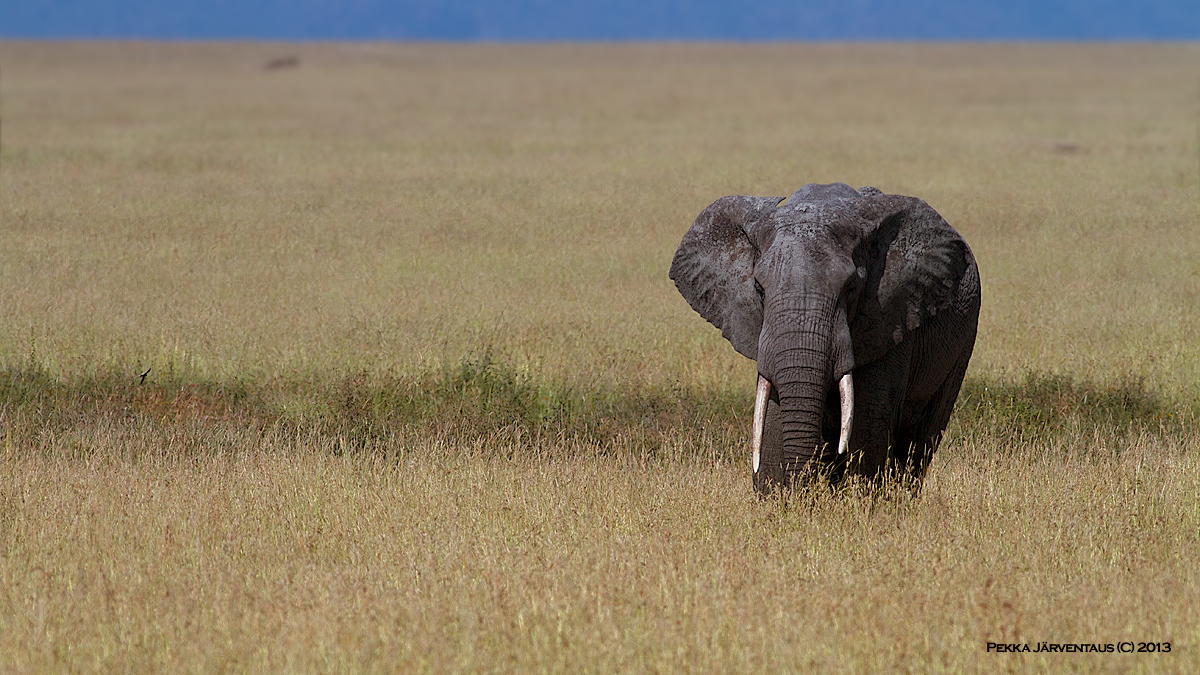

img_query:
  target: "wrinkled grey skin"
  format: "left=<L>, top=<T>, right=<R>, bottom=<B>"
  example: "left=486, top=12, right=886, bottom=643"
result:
left=670, top=183, right=980, bottom=493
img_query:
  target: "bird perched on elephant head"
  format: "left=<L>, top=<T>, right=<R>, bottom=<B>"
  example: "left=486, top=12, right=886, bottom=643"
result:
left=670, top=183, right=980, bottom=494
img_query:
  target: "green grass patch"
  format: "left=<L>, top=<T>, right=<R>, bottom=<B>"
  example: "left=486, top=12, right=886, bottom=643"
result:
left=4, top=355, right=1195, bottom=461
left=1, top=352, right=748, bottom=459
left=955, top=372, right=1195, bottom=448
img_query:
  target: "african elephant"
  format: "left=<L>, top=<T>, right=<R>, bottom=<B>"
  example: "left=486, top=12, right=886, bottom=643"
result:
left=670, top=183, right=980, bottom=493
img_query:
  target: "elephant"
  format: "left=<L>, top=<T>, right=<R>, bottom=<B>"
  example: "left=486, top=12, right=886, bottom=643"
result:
left=670, top=183, right=980, bottom=494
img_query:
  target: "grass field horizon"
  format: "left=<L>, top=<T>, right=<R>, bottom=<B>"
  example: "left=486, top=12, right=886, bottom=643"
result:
left=2, top=41, right=1199, bottom=672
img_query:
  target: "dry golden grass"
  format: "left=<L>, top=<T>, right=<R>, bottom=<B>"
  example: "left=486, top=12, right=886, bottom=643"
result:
left=2, top=42, right=1199, bottom=672
left=3, top=431, right=1198, bottom=673
left=3, top=42, right=1199, bottom=392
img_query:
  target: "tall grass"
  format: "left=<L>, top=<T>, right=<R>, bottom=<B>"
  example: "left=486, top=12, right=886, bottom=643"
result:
left=2, top=42, right=1199, bottom=672
left=3, top=427, right=1198, bottom=673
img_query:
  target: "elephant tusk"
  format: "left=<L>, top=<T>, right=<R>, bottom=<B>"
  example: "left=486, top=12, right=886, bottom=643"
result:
left=837, top=373, right=854, bottom=455
left=752, top=375, right=771, bottom=474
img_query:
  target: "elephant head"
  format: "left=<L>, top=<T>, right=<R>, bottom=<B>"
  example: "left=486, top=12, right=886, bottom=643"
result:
left=670, top=183, right=979, bottom=492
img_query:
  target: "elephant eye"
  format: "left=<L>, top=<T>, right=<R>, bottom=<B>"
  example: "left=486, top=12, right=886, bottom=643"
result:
left=754, top=279, right=764, bottom=299
left=842, top=266, right=865, bottom=295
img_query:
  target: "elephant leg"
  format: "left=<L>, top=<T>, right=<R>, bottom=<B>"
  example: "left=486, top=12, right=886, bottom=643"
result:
left=892, top=300, right=978, bottom=487
left=845, top=347, right=912, bottom=481
left=895, top=350, right=973, bottom=486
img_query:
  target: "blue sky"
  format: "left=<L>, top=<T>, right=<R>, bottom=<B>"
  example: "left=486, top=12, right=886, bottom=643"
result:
left=4, top=0, right=1199, bottom=40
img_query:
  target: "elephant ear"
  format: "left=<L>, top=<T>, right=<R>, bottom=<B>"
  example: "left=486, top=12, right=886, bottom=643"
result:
left=848, top=195, right=973, bottom=364
left=669, top=195, right=783, bottom=360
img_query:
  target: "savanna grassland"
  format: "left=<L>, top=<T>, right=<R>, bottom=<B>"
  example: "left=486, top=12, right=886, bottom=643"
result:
left=2, top=42, right=1199, bottom=673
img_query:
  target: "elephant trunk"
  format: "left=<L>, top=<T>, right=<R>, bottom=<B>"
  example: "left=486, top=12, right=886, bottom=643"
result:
left=761, top=296, right=855, bottom=475
left=773, top=355, right=831, bottom=471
